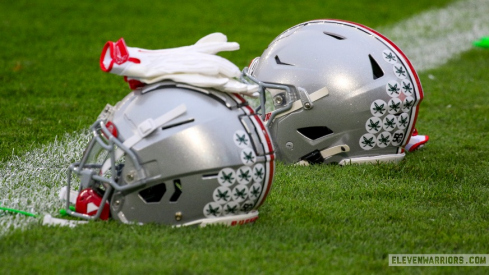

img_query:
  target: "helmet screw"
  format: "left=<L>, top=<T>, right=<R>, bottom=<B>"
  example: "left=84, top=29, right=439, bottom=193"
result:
left=114, top=199, right=121, bottom=206
left=126, top=171, right=136, bottom=182
left=285, top=142, right=294, bottom=150
left=175, top=212, right=183, bottom=221
left=274, top=95, right=283, bottom=105
left=304, top=102, right=312, bottom=109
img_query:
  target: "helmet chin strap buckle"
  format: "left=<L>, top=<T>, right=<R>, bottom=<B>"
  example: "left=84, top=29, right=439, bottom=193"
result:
left=297, top=145, right=351, bottom=165
left=297, top=87, right=313, bottom=110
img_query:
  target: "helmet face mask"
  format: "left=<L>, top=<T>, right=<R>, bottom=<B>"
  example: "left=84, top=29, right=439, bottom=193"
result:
left=242, top=69, right=297, bottom=123
left=243, top=19, right=424, bottom=165
left=65, top=82, right=275, bottom=226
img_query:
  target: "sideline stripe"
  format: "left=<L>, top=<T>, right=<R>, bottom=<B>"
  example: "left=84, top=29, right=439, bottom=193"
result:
left=0, top=132, right=90, bottom=235
left=378, top=0, right=489, bottom=72
left=1, top=0, right=488, bottom=235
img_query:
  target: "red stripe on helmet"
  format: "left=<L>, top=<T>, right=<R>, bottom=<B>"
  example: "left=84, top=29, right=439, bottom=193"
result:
left=250, top=114, right=275, bottom=208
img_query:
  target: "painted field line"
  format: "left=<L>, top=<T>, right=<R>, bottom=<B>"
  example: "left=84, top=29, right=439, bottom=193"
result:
left=1, top=0, right=488, bottom=236
left=0, top=132, right=90, bottom=235
left=379, top=0, right=489, bottom=72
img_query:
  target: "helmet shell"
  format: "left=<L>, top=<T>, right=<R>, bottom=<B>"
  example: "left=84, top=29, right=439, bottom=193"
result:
left=251, top=20, right=423, bottom=164
left=68, top=82, right=275, bottom=226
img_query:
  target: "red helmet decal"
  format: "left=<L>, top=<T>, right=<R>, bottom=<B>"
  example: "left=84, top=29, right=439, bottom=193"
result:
left=75, top=188, right=110, bottom=220
left=105, top=121, right=118, bottom=138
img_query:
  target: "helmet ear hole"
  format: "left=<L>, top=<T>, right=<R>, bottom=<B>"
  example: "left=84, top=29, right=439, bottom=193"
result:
left=139, top=182, right=167, bottom=203
left=297, top=126, right=333, bottom=140
left=169, top=179, right=182, bottom=202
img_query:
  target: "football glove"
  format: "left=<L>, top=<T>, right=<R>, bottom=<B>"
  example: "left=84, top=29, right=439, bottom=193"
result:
left=100, top=33, right=258, bottom=95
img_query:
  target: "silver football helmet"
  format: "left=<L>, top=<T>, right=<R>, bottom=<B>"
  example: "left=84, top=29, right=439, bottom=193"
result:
left=243, top=19, right=424, bottom=165
left=64, top=81, right=275, bottom=226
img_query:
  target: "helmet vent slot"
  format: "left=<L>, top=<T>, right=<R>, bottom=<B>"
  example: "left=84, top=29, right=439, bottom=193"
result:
left=139, top=182, right=166, bottom=203
left=169, top=179, right=182, bottom=202
left=369, top=54, right=384, bottom=79
left=162, top=118, right=195, bottom=130
left=275, top=55, right=294, bottom=66
left=202, top=173, right=218, bottom=180
left=323, top=31, right=345, bottom=40
left=297, top=126, right=333, bottom=140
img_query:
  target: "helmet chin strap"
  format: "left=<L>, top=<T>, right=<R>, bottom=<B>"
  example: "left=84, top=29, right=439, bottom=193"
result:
left=297, top=144, right=350, bottom=165
left=338, top=153, right=405, bottom=165
left=101, top=104, right=187, bottom=174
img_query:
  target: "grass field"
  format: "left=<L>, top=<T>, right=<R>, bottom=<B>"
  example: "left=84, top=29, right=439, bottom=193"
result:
left=1, top=0, right=489, bottom=274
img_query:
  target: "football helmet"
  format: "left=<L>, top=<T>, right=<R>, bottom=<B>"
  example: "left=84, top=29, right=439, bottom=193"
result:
left=64, top=81, right=275, bottom=226
left=243, top=19, right=424, bottom=165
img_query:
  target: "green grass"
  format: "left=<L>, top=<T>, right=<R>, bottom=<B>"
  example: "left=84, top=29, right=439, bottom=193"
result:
left=0, top=0, right=456, bottom=160
left=3, top=0, right=489, bottom=274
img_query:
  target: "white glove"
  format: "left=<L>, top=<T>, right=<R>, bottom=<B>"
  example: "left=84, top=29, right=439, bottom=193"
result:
left=100, top=33, right=258, bottom=95
left=127, top=73, right=259, bottom=94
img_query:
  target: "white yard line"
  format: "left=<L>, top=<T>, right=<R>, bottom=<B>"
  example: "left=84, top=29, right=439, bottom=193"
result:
left=0, top=132, right=90, bottom=235
left=379, top=0, right=489, bottom=72
left=1, top=0, right=488, bottom=236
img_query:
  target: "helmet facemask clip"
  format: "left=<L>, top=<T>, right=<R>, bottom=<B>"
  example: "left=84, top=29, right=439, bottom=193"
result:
left=241, top=67, right=294, bottom=123
left=297, top=87, right=313, bottom=110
